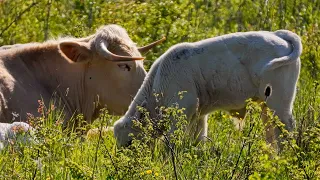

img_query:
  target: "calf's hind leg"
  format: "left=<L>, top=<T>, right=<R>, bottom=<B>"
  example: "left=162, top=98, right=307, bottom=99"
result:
left=230, top=107, right=247, bottom=130
left=260, top=64, right=300, bottom=146
left=194, top=115, right=208, bottom=142
left=229, top=103, right=276, bottom=146
left=261, top=104, right=277, bottom=145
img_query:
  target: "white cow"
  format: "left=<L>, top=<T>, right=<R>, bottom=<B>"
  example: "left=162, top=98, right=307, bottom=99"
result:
left=0, top=122, right=33, bottom=149
left=113, top=30, right=302, bottom=147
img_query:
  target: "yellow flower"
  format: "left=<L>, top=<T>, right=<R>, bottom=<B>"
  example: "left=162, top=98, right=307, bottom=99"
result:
left=155, top=172, right=159, bottom=176
left=146, top=170, right=152, bottom=174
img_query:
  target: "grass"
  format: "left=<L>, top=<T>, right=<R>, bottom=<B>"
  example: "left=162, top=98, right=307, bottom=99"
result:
left=1, top=77, right=320, bottom=179
left=1, top=0, right=320, bottom=179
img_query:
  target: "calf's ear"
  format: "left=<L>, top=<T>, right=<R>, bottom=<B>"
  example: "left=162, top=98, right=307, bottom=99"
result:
left=134, top=100, right=147, bottom=119
left=59, top=41, right=92, bottom=63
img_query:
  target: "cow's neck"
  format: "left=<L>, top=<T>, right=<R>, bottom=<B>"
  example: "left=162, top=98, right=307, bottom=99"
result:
left=16, top=43, right=95, bottom=122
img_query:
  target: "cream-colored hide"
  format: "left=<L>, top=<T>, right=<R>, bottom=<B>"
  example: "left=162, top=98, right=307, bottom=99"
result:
left=0, top=24, right=165, bottom=126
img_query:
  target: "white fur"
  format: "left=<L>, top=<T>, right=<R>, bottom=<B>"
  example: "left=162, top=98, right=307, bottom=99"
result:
left=0, top=122, right=33, bottom=150
left=113, top=30, right=302, bottom=146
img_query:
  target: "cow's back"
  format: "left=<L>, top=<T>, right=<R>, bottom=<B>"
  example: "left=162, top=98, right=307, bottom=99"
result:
left=0, top=53, right=51, bottom=122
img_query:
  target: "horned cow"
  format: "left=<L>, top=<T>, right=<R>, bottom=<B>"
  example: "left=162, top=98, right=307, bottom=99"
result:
left=0, top=24, right=165, bottom=127
left=113, top=30, right=302, bottom=147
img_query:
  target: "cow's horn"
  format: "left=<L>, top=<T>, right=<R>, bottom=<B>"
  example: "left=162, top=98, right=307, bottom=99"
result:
left=98, top=40, right=145, bottom=62
left=138, top=37, right=166, bottom=54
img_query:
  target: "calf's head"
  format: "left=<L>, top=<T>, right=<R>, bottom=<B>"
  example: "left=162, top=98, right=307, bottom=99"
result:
left=113, top=101, right=150, bottom=147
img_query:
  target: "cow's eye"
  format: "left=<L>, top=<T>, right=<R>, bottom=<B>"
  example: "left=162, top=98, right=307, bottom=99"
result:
left=118, top=64, right=131, bottom=71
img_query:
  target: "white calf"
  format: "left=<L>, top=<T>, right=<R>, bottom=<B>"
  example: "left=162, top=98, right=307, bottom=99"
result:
left=113, top=30, right=302, bottom=147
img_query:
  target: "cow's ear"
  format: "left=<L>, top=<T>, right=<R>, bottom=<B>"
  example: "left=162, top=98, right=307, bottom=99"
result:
left=59, top=41, right=92, bottom=62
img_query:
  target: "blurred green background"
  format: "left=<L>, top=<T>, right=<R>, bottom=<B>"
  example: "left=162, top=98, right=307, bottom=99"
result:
left=2, top=1, right=320, bottom=179
left=1, top=0, right=319, bottom=75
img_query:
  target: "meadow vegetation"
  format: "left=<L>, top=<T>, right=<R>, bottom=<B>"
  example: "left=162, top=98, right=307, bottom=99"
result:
left=1, top=0, right=320, bottom=179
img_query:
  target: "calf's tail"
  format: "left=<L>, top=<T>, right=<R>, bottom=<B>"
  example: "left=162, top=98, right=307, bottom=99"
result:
left=261, top=30, right=302, bottom=72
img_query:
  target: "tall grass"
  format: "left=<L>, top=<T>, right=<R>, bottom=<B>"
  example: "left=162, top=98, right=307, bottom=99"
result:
left=1, top=0, right=320, bottom=179
left=2, top=90, right=320, bottom=179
